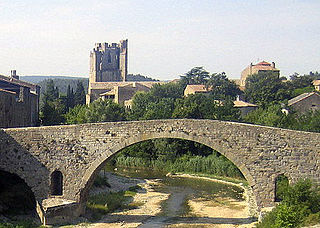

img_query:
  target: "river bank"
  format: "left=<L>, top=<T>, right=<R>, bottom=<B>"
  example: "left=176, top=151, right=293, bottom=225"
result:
left=74, top=171, right=258, bottom=228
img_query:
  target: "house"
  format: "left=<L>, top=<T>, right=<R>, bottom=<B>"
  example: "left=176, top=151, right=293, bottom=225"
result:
left=99, top=82, right=151, bottom=105
left=184, top=85, right=210, bottom=97
left=240, top=61, right=280, bottom=88
left=233, top=98, right=258, bottom=116
left=0, top=71, right=40, bottom=128
left=288, top=92, right=320, bottom=114
left=313, top=80, right=320, bottom=91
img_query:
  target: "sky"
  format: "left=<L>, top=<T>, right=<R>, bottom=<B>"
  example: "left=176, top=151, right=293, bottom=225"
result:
left=0, top=0, right=319, bottom=80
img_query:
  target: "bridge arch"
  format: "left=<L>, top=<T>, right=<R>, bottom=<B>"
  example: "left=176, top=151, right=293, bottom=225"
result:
left=80, top=130, right=257, bottom=211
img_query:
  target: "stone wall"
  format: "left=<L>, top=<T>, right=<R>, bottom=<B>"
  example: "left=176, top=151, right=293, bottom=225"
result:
left=0, top=88, right=38, bottom=128
left=1, top=119, right=320, bottom=221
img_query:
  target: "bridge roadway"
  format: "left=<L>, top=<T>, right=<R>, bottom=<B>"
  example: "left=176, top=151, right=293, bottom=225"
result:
left=0, top=119, right=319, bottom=224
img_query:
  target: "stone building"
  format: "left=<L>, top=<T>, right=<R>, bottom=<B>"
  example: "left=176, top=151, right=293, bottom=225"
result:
left=313, top=80, right=320, bottom=91
left=0, top=71, right=40, bottom=128
left=184, top=84, right=210, bottom=97
left=240, top=61, right=280, bottom=87
left=288, top=92, right=320, bottom=114
left=233, top=97, right=258, bottom=116
left=87, top=40, right=162, bottom=104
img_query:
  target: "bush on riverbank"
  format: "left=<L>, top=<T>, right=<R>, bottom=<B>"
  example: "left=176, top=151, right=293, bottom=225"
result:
left=0, top=221, right=42, bottom=228
left=115, top=153, right=244, bottom=179
left=256, top=179, right=320, bottom=228
left=86, top=188, right=140, bottom=221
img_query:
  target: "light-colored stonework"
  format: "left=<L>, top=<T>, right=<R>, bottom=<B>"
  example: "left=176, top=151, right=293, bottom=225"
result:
left=86, top=40, right=163, bottom=104
left=1, top=119, right=320, bottom=224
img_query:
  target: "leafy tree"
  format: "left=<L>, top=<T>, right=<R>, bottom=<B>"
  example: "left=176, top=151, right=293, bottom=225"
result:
left=142, top=98, right=176, bottom=120
left=206, top=72, right=241, bottom=99
left=86, top=99, right=126, bottom=122
left=180, top=66, right=210, bottom=87
left=244, top=71, right=291, bottom=107
left=43, top=79, right=59, bottom=102
left=257, top=179, right=320, bottom=228
left=64, top=105, right=88, bottom=124
left=127, top=91, right=155, bottom=120
left=289, top=110, right=320, bottom=133
left=66, top=85, right=75, bottom=110
left=40, top=99, right=65, bottom=125
left=244, top=104, right=291, bottom=128
left=172, top=94, right=240, bottom=121
left=150, top=82, right=184, bottom=100
left=74, top=81, right=86, bottom=106
left=40, top=80, right=65, bottom=125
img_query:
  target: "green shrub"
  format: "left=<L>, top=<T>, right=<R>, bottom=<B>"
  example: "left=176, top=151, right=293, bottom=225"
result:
left=93, top=175, right=111, bottom=188
left=256, top=179, right=320, bottom=228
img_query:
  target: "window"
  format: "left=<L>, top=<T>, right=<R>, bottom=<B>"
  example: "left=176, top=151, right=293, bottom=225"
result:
left=275, top=174, right=289, bottom=202
left=50, top=170, right=63, bottom=196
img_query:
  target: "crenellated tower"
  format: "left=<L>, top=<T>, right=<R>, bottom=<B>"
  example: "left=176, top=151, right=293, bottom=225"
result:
left=89, top=39, right=128, bottom=83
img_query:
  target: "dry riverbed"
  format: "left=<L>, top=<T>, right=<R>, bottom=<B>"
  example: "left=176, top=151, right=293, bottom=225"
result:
left=75, top=173, right=257, bottom=228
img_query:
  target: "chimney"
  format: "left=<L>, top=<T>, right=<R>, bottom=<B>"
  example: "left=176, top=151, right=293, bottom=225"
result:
left=272, top=62, right=276, bottom=68
left=10, top=70, right=19, bottom=80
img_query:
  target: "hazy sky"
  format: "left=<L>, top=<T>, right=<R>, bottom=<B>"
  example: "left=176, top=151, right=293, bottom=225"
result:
left=0, top=0, right=319, bottom=80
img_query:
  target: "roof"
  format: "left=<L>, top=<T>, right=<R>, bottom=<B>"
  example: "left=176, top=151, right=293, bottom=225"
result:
left=0, top=74, right=39, bottom=92
left=233, top=100, right=258, bottom=107
left=256, top=61, right=271, bottom=66
left=313, top=80, right=320, bottom=86
left=185, top=84, right=208, bottom=93
left=288, top=92, right=320, bottom=106
left=0, top=88, right=16, bottom=95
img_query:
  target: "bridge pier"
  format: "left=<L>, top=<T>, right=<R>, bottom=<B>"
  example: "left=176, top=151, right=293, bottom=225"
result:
left=36, top=198, right=83, bottom=225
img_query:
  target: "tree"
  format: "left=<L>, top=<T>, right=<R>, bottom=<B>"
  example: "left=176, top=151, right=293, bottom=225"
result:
left=64, top=104, right=88, bottom=124
left=40, top=80, right=65, bottom=125
left=74, top=81, right=86, bottom=106
left=86, top=99, right=126, bottom=122
left=172, top=94, right=240, bottom=121
left=43, top=79, right=59, bottom=102
left=180, top=67, right=210, bottom=87
left=244, top=71, right=291, bottom=106
left=66, top=85, right=75, bottom=110
left=206, top=72, right=241, bottom=99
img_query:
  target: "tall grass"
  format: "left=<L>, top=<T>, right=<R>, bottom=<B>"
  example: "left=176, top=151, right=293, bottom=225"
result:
left=115, top=154, right=243, bottom=179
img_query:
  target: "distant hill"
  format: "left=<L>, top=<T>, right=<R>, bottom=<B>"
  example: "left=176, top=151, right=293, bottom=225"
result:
left=20, top=74, right=158, bottom=96
left=20, top=75, right=86, bottom=84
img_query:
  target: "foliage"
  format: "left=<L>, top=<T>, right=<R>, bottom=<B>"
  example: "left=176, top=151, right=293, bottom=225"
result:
left=257, top=179, right=320, bottom=228
left=86, top=189, right=138, bottom=221
left=0, top=221, right=42, bottom=228
left=180, top=66, right=210, bottom=86
left=74, top=81, right=86, bottom=106
left=275, top=174, right=289, bottom=202
left=64, top=105, right=88, bottom=124
left=244, top=104, right=289, bottom=128
left=289, top=110, right=320, bottom=133
left=172, top=94, right=240, bottom=121
left=86, top=99, right=126, bottom=123
left=113, top=138, right=243, bottom=179
left=206, top=72, right=241, bottom=99
left=93, top=175, right=111, bottom=188
left=126, top=73, right=159, bottom=81
left=40, top=80, right=66, bottom=125
left=244, top=71, right=291, bottom=107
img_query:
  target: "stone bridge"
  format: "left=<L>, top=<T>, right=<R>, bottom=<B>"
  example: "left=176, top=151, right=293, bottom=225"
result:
left=1, top=119, right=319, bottom=224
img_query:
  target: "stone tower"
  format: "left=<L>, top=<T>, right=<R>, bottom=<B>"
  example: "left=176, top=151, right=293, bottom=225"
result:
left=89, top=39, right=128, bottom=83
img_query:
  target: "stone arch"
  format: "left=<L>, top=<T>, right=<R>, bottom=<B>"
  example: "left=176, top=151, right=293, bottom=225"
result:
left=50, top=170, right=63, bottom=196
left=80, top=131, right=257, bottom=209
left=0, top=169, right=37, bottom=215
